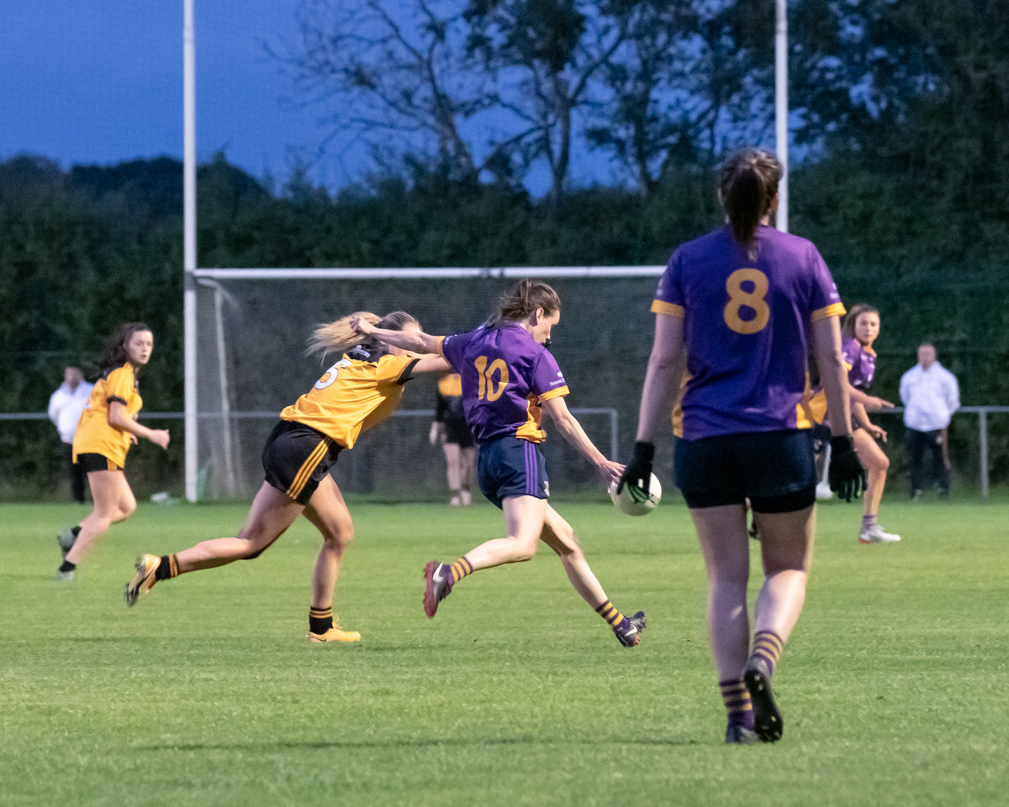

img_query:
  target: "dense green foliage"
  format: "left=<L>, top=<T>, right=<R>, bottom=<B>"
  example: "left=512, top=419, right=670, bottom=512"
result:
left=2, top=499, right=1008, bottom=805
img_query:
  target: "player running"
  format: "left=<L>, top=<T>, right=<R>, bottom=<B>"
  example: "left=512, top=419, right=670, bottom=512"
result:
left=124, top=312, right=449, bottom=643
left=352, top=280, right=646, bottom=648
left=57, top=323, right=170, bottom=580
left=619, top=149, right=865, bottom=744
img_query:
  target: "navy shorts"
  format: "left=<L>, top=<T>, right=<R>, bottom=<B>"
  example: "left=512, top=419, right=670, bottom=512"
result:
left=262, top=420, right=342, bottom=505
left=477, top=435, right=549, bottom=509
left=674, top=429, right=816, bottom=513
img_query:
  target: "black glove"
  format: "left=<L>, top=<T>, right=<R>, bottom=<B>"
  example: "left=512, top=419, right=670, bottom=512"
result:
left=616, top=441, right=655, bottom=503
left=828, top=435, right=866, bottom=502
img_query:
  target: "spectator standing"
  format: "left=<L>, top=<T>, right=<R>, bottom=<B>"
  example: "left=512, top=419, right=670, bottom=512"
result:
left=899, top=344, right=960, bottom=499
left=48, top=367, right=94, bottom=503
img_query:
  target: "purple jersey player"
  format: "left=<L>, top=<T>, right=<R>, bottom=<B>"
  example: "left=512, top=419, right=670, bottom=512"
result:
left=619, top=149, right=865, bottom=745
left=351, top=280, right=645, bottom=648
left=842, top=304, right=899, bottom=544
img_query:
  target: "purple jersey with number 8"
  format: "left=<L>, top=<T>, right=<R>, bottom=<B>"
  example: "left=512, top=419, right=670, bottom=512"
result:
left=653, top=224, right=845, bottom=440
left=437, top=323, right=569, bottom=444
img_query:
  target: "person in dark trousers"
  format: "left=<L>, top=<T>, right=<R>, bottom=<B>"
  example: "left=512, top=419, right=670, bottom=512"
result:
left=899, top=344, right=960, bottom=499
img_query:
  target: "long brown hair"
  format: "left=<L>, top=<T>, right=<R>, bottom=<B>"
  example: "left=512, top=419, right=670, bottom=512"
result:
left=307, top=311, right=420, bottom=360
left=97, top=322, right=152, bottom=373
left=719, top=149, right=782, bottom=258
left=487, top=279, right=561, bottom=328
left=842, top=303, right=880, bottom=340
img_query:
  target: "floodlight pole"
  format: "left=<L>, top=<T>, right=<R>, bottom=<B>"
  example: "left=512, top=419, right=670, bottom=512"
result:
left=183, top=0, right=198, bottom=502
left=775, top=0, right=789, bottom=233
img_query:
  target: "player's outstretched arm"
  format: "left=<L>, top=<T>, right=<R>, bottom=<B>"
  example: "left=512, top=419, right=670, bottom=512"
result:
left=541, top=396, right=623, bottom=486
left=350, top=316, right=443, bottom=355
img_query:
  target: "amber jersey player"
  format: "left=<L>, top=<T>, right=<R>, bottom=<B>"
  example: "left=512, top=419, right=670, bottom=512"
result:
left=124, top=312, right=450, bottom=643
left=353, top=280, right=646, bottom=649
left=431, top=372, right=476, bottom=507
left=56, top=323, right=170, bottom=580
left=619, top=149, right=866, bottom=744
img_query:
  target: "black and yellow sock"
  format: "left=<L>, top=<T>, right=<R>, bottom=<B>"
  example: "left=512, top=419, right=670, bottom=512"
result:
left=719, top=678, right=754, bottom=728
left=750, top=630, right=784, bottom=677
left=309, top=607, right=334, bottom=635
left=448, top=557, right=473, bottom=584
left=154, top=554, right=179, bottom=581
left=595, top=599, right=627, bottom=630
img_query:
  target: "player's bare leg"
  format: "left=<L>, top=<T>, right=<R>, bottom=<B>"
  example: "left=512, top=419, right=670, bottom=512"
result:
left=176, top=483, right=302, bottom=572
left=854, top=429, right=898, bottom=543
left=424, top=495, right=546, bottom=617
left=443, top=442, right=462, bottom=505
left=691, top=503, right=756, bottom=742
left=743, top=505, right=816, bottom=742
left=59, top=471, right=136, bottom=577
left=125, top=482, right=302, bottom=606
left=302, top=476, right=359, bottom=642
left=540, top=505, right=645, bottom=646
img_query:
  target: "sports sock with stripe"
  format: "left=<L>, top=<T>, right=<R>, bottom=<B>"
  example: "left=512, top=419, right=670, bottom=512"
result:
left=448, top=557, right=473, bottom=584
left=862, top=514, right=877, bottom=530
left=154, top=554, right=179, bottom=581
left=719, top=678, right=755, bottom=729
left=749, top=630, right=784, bottom=677
left=309, top=607, right=334, bottom=635
left=595, top=600, right=629, bottom=631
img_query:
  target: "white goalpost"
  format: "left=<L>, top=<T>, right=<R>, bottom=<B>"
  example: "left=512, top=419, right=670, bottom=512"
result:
left=180, top=1, right=793, bottom=501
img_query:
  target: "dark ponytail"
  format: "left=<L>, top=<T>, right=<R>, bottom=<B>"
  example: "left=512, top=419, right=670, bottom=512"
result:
left=488, top=279, right=561, bottom=328
left=719, top=149, right=782, bottom=258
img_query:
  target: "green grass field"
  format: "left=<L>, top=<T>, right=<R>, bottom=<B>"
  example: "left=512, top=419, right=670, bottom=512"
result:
left=2, top=497, right=1007, bottom=806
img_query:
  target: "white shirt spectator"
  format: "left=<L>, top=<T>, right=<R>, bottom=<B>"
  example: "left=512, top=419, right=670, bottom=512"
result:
left=900, top=352, right=960, bottom=433
left=48, top=371, right=94, bottom=445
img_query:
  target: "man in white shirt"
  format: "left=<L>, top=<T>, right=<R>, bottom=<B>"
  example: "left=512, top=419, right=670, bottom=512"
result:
left=48, top=367, right=94, bottom=503
left=899, top=344, right=960, bottom=500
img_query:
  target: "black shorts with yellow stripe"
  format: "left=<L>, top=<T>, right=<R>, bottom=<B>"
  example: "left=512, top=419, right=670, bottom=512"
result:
left=262, top=420, right=342, bottom=505
left=75, top=453, right=123, bottom=473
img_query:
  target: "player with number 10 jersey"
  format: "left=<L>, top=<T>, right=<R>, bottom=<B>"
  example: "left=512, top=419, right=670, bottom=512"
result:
left=353, top=280, right=645, bottom=648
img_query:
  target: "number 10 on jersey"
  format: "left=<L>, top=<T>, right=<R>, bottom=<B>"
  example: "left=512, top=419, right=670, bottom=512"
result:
left=474, top=356, right=509, bottom=401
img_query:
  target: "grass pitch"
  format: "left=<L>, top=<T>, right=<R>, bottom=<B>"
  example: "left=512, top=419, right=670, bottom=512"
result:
left=2, top=496, right=1007, bottom=806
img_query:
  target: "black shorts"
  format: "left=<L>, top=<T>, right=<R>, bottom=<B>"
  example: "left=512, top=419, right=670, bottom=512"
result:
left=262, top=420, right=342, bottom=505
left=673, top=429, right=816, bottom=513
left=75, top=453, right=123, bottom=473
left=443, top=418, right=475, bottom=448
left=477, top=435, right=548, bottom=509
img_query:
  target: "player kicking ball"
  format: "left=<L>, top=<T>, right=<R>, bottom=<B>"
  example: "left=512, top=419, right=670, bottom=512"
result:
left=352, top=280, right=645, bottom=648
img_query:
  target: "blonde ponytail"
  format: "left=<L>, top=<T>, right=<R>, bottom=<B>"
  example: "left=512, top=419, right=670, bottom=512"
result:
left=307, top=312, right=380, bottom=360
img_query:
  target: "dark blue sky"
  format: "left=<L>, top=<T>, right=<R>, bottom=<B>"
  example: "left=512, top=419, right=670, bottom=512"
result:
left=1, top=1, right=346, bottom=186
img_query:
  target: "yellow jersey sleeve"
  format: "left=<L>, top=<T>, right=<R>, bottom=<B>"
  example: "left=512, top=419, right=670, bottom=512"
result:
left=376, top=355, right=418, bottom=386
left=105, top=365, right=135, bottom=405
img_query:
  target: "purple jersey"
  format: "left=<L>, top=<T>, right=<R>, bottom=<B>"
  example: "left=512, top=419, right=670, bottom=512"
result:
left=842, top=337, right=875, bottom=390
left=653, top=225, right=845, bottom=440
left=437, top=324, right=569, bottom=444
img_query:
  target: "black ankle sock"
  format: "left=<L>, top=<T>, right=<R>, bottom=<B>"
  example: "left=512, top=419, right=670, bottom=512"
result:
left=154, top=555, right=178, bottom=581
left=71, top=526, right=81, bottom=538
left=309, top=607, right=334, bottom=635
left=59, top=560, right=76, bottom=573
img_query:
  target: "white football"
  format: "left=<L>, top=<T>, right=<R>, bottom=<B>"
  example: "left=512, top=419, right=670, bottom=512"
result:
left=609, top=474, right=662, bottom=516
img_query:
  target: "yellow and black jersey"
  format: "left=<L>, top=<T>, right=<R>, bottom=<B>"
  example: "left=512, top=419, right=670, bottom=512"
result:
left=280, top=349, right=419, bottom=449
left=72, top=362, right=143, bottom=467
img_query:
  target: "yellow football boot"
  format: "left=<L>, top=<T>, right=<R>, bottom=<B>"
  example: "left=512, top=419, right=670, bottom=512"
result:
left=308, top=622, right=361, bottom=643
